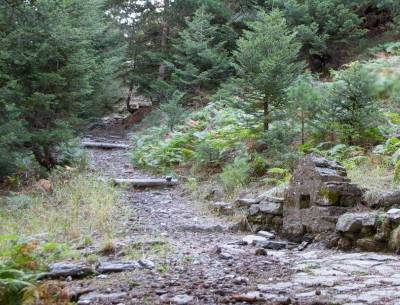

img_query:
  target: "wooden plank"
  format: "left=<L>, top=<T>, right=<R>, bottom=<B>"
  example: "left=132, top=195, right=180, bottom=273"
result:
left=113, top=178, right=178, bottom=187
left=82, top=142, right=129, bottom=149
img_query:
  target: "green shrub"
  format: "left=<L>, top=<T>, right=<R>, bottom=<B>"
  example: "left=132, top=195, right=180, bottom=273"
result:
left=219, top=157, right=250, bottom=192
left=394, top=160, right=400, bottom=184
left=249, top=154, right=267, bottom=177
left=131, top=103, right=262, bottom=173
left=0, top=265, right=37, bottom=305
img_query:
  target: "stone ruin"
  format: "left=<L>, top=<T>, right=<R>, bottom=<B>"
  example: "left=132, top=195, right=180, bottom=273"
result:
left=282, top=155, right=363, bottom=241
left=236, top=154, right=400, bottom=252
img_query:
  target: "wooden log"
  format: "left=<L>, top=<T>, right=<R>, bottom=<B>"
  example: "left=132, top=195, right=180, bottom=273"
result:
left=81, top=142, right=129, bottom=149
left=113, top=178, right=178, bottom=187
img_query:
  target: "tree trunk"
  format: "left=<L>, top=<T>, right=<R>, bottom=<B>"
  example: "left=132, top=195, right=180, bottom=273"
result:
left=126, top=81, right=136, bottom=114
left=301, top=112, right=305, bottom=145
left=32, top=144, right=57, bottom=170
left=263, top=98, right=269, bottom=131
left=158, top=0, right=169, bottom=81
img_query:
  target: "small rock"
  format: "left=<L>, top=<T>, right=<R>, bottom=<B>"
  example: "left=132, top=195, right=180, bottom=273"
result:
left=233, top=276, right=249, bottom=285
left=37, top=179, right=52, bottom=192
left=138, top=259, right=155, bottom=269
left=170, top=294, right=193, bottom=304
left=211, top=201, right=234, bottom=215
left=255, top=248, right=267, bottom=256
left=232, top=291, right=266, bottom=302
left=219, top=252, right=233, bottom=260
left=386, top=208, right=400, bottom=225
left=297, top=240, right=310, bottom=251
left=315, top=288, right=321, bottom=295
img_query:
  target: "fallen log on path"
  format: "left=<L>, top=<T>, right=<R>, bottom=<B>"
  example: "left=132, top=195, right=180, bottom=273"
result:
left=113, top=177, right=178, bottom=187
left=81, top=142, right=129, bottom=149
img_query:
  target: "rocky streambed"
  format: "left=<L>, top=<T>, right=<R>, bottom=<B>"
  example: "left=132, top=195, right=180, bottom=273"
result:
left=49, top=135, right=400, bottom=305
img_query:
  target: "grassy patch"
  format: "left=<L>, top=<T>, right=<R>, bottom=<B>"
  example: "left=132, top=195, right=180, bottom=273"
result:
left=0, top=169, right=119, bottom=250
left=347, top=156, right=396, bottom=202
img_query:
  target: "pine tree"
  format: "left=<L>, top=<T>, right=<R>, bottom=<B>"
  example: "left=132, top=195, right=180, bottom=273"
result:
left=233, top=9, right=304, bottom=131
left=0, top=0, right=124, bottom=175
left=328, top=62, right=381, bottom=145
left=170, top=6, right=232, bottom=96
left=287, top=73, right=323, bottom=145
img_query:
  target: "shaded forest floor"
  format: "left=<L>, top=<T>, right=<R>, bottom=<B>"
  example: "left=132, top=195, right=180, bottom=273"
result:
left=62, top=131, right=400, bottom=305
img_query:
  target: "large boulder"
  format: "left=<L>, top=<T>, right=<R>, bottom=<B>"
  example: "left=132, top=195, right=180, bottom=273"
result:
left=372, top=190, right=400, bottom=210
left=336, top=212, right=378, bottom=233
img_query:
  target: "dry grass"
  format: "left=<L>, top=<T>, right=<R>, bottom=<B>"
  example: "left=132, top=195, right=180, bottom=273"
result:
left=347, top=157, right=396, bottom=203
left=0, top=170, right=119, bottom=246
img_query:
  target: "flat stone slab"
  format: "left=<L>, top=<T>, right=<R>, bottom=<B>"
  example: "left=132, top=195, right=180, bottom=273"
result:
left=177, top=224, right=225, bottom=233
left=259, top=240, right=287, bottom=250
left=96, top=261, right=138, bottom=273
left=77, top=292, right=127, bottom=305
left=81, top=142, right=129, bottom=149
left=257, top=230, right=275, bottom=239
left=242, top=235, right=268, bottom=245
left=41, top=262, right=93, bottom=279
left=113, top=178, right=178, bottom=187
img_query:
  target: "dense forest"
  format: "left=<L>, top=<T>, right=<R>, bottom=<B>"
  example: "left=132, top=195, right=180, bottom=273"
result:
left=1, top=0, right=400, bottom=181
left=2, top=0, right=400, bottom=304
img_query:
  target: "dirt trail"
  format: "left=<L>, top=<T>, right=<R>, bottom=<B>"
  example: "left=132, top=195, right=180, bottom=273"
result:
left=71, top=134, right=400, bottom=305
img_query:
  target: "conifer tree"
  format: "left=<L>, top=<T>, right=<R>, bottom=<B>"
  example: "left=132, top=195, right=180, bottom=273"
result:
left=328, top=62, right=381, bottom=144
left=287, top=73, right=323, bottom=144
left=233, top=10, right=304, bottom=131
left=0, top=0, right=123, bottom=174
left=170, top=6, right=231, bottom=95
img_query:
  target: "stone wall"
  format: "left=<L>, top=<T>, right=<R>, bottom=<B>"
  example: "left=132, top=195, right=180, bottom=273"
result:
left=282, top=155, right=364, bottom=241
left=236, top=154, right=400, bottom=252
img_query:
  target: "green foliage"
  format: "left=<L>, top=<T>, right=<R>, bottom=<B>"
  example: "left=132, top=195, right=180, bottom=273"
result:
left=169, top=6, right=232, bottom=95
left=327, top=62, right=382, bottom=145
left=233, top=9, right=304, bottom=130
left=394, top=160, right=400, bottom=184
left=159, top=91, right=186, bottom=131
left=219, top=156, right=250, bottom=192
left=0, top=236, right=43, bottom=305
left=249, top=154, right=267, bottom=177
left=0, top=265, right=37, bottom=305
left=264, top=0, right=366, bottom=65
left=0, top=0, right=124, bottom=177
left=132, top=103, right=262, bottom=173
left=383, top=137, right=400, bottom=154
left=287, top=73, right=324, bottom=144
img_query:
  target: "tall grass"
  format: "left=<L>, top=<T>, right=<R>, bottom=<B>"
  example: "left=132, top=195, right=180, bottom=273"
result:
left=0, top=170, right=119, bottom=246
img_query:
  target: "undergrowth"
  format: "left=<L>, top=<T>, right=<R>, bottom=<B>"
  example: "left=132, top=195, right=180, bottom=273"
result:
left=0, top=169, right=120, bottom=305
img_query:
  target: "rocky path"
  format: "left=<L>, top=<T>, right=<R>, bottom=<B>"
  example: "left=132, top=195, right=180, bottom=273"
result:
left=68, top=134, right=400, bottom=305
